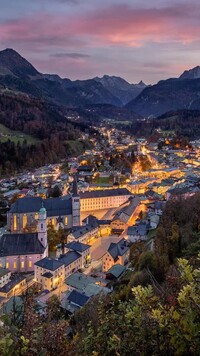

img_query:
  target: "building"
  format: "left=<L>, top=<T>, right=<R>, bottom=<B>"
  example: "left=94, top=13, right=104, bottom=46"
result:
left=80, top=188, right=132, bottom=212
left=0, top=207, right=48, bottom=273
left=7, top=176, right=80, bottom=233
left=67, top=224, right=98, bottom=245
left=57, top=241, right=91, bottom=266
left=0, top=268, right=11, bottom=288
left=34, top=257, right=65, bottom=291
left=111, top=197, right=141, bottom=234
left=0, top=275, right=26, bottom=298
left=126, top=222, right=149, bottom=242
left=102, top=238, right=130, bottom=272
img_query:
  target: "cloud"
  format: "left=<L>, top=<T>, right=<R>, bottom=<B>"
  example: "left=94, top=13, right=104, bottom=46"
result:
left=51, top=52, right=90, bottom=58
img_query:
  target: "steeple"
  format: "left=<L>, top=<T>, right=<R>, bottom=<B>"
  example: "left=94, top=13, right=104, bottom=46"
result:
left=71, top=174, right=80, bottom=226
left=72, top=174, right=78, bottom=196
left=37, top=204, right=48, bottom=256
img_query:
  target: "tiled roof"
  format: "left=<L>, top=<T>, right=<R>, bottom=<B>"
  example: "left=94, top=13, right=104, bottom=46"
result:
left=65, top=241, right=90, bottom=252
left=67, top=290, right=89, bottom=307
left=79, top=188, right=132, bottom=199
left=0, top=233, right=45, bottom=256
left=10, top=195, right=72, bottom=216
left=35, top=257, right=64, bottom=271
left=108, top=238, right=129, bottom=261
left=59, top=251, right=81, bottom=267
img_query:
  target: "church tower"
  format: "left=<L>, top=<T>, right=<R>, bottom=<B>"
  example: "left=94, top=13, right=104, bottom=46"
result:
left=37, top=205, right=48, bottom=256
left=72, top=175, right=80, bottom=226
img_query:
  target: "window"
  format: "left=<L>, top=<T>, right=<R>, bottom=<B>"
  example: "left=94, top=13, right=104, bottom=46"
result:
left=65, top=217, right=68, bottom=225
left=13, top=214, right=17, bottom=230
left=29, top=261, right=32, bottom=268
left=35, top=212, right=38, bottom=220
left=6, top=262, right=9, bottom=269
left=21, top=261, right=24, bottom=268
left=23, top=214, right=27, bottom=229
left=41, top=223, right=43, bottom=229
left=13, top=262, right=17, bottom=269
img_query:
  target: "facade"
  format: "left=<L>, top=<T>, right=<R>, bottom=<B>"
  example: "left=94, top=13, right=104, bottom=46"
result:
left=0, top=275, right=26, bottom=298
left=34, top=257, right=65, bottom=291
left=102, top=238, right=130, bottom=272
left=79, top=188, right=132, bottom=212
left=0, top=207, right=48, bottom=273
left=67, top=224, right=98, bottom=245
left=111, top=197, right=141, bottom=234
left=0, top=268, right=11, bottom=288
left=7, top=177, right=80, bottom=233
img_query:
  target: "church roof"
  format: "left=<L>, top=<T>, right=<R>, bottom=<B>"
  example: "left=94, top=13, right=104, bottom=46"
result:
left=10, top=195, right=72, bottom=216
left=0, top=233, right=45, bottom=256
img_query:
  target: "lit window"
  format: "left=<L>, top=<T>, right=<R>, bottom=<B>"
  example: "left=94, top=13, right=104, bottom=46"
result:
left=65, top=217, right=68, bottom=225
left=13, top=262, right=17, bottom=269
left=6, top=262, right=9, bottom=269
left=29, top=261, right=32, bottom=268
left=21, top=261, right=24, bottom=268
left=23, top=214, right=27, bottom=229
left=13, top=215, right=17, bottom=230
left=35, top=212, right=38, bottom=220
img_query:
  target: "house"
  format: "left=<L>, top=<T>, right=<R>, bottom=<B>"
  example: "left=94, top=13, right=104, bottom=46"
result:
left=111, top=197, right=141, bottom=234
left=34, top=257, right=65, bottom=291
left=149, top=214, right=160, bottom=229
left=106, top=264, right=126, bottom=280
left=102, top=238, right=130, bottom=272
left=0, top=275, right=26, bottom=298
left=0, top=268, right=11, bottom=288
left=82, top=215, right=111, bottom=236
left=57, top=241, right=91, bottom=266
left=67, top=224, right=98, bottom=245
left=126, top=222, right=149, bottom=242
left=0, top=207, right=48, bottom=273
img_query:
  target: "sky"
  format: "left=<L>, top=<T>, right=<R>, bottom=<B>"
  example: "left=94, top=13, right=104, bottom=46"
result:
left=0, top=0, right=200, bottom=84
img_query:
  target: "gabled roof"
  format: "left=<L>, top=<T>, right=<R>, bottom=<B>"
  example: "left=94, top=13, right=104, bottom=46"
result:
left=108, top=238, right=129, bottom=261
left=0, top=233, right=45, bottom=256
left=70, top=224, right=98, bottom=239
left=67, top=290, right=89, bottom=307
left=42, top=272, right=53, bottom=278
left=65, top=241, right=91, bottom=253
left=35, top=257, right=64, bottom=271
left=59, top=251, right=81, bottom=267
left=106, top=264, right=126, bottom=278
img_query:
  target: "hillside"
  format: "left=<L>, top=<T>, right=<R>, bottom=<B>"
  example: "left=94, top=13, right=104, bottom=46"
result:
left=126, top=68, right=200, bottom=117
left=129, top=109, right=200, bottom=139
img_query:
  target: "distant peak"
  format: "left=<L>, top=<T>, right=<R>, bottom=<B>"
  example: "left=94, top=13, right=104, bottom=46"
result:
left=179, top=66, right=200, bottom=80
left=138, top=80, right=146, bottom=86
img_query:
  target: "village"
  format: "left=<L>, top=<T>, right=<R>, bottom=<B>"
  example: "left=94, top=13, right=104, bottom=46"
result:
left=0, top=124, right=200, bottom=315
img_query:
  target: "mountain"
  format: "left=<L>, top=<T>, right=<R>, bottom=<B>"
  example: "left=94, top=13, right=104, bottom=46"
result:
left=179, top=66, right=200, bottom=80
left=126, top=69, right=200, bottom=117
left=0, top=48, right=137, bottom=108
left=94, top=75, right=146, bottom=105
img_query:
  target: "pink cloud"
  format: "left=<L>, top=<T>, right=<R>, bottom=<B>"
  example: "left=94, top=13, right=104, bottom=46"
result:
left=1, top=3, right=200, bottom=50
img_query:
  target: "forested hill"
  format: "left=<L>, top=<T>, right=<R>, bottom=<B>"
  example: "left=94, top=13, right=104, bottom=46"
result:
left=0, top=92, right=91, bottom=176
left=129, top=109, right=200, bottom=139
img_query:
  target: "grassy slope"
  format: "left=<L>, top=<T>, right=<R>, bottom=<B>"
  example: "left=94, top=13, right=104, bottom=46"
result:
left=0, top=123, right=40, bottom=144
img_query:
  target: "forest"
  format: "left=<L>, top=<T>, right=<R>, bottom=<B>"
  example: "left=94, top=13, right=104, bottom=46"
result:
left=0, top=92, right=93, bottom=175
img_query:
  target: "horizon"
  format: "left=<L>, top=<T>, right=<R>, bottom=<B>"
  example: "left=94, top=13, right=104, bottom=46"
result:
left=1, top=0, right=200, bottom=84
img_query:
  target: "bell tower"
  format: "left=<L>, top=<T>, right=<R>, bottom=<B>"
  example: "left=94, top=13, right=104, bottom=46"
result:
left=37, top=204, right=48, bottom=256
left=72, top=175, right=80, bottom=226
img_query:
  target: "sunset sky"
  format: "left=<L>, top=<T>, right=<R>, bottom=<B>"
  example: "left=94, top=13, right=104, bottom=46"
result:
left=1, top=0, right=200, bottom=84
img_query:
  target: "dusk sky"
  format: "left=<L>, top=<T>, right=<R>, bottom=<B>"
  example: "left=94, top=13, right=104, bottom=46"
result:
left=1, top=0, right=200, bottom=84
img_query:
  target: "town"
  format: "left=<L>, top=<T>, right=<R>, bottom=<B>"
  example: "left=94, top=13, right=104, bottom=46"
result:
left=0, top=122, right=199, bottom=316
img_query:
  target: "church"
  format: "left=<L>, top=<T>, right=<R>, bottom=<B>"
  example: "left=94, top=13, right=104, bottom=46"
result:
left=7, top=178, right=80, bottom=233
left=0, top=206, right=48, bottom=273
